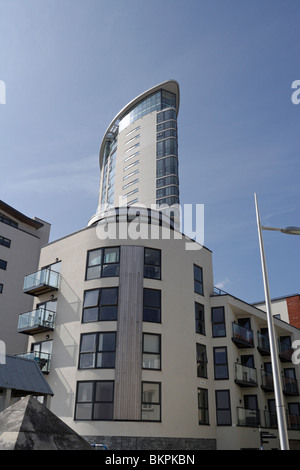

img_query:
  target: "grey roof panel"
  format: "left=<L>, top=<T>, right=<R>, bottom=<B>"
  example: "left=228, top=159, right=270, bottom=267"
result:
left=0, top=355, right=53, bottom=396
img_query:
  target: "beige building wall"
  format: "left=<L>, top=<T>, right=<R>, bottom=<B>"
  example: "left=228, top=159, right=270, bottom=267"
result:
left=20, top=213, right=300, bottom=449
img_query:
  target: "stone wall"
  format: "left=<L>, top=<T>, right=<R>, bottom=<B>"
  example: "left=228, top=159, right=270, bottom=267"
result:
left=83, top=435, right=216, bottom=450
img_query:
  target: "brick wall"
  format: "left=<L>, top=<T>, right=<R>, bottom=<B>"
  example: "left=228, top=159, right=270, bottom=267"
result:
left=286, top=295, right=300, bottom=329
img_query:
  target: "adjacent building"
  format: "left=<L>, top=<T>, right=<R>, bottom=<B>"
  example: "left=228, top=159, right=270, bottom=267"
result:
left=254, top=294, right=300, bottom=330
left=13, top=81, right=300, bottom=450
left=0, top=201, right=50, bottom=354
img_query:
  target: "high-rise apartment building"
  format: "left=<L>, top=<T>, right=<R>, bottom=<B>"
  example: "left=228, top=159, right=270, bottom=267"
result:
left=89, top=80, right=180, bottom=227
left=13, top=82, right=300, bottom=450
left=0, top=201, right=50, bottom=354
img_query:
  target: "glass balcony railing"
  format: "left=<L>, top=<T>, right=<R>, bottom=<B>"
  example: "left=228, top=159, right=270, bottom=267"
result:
left=23, top=268, right=60, bottom=296
left=232, top=322, right=254, bottom=348
left=234, top=362, right=257, bottom=387
left=283, top=376, right=299, bottom=396
left=16, top=351, right=51, bottom=374
left=278, top=340, right=293, bottom=362
left=257, top=332, right=271, bottom=356
left=261, top=369, right=274, bottom=391
left=237, top=407, right=260, bottom=427
left=17, top=308, right=55, bottom=335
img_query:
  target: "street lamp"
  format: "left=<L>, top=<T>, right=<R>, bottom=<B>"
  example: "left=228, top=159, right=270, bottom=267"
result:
left=254, top=193, right=300, bottom=451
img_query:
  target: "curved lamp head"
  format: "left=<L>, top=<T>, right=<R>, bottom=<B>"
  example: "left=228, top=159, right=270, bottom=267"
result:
left=262, top=225, right=300, bottom=235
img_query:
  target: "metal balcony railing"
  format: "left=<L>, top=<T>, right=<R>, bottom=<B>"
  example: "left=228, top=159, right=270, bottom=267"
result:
left=16, top=351, right=51, bottom=374
left=232, top=322, right=254, bottom=348
left=235, top=362, right=257, bottom=387
left=237, top=407, right=260, bottom=427
left=23, top=268, right=60, bottom=296
left=17, top=308, right=55, bottom=335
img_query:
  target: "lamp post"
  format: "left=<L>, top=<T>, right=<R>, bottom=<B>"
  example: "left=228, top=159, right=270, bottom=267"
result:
left=254, top=194, right=300, bottom=450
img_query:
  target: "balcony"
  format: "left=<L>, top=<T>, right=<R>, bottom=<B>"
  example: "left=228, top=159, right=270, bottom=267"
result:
left=278, top=340, right=293, bottom=362
left=23, top=268, right=60, bottom=296
left=264, top=410, right=277, bottom=429
left=283, top=376, right=299, bottom=396
left=232, top=322, right=254, bottom=349
left=16, top=351, right=51, bottom=374
left=235, top=362, right=257, bottom=387
left=257, top=332, right=270, bottom=356
left=237, top=407, right=260, bottom=427
left=17, top=308, right=55, bottom=335
left=261, top=369, right=274, bottom=392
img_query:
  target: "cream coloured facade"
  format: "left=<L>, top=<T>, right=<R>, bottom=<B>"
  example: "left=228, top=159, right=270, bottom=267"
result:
left=15, top=82, right=300, bottom=449
left=17, top=213, right=300, bottom=450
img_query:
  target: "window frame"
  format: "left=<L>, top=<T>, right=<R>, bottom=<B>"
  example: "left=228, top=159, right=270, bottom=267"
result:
left=0, top=236, right=11, bottom=248
left=213, top=346, right=229, bottom=380
left=198, top=388, right=209, bottom=425
left=141, top=381, right=161, bottom=422
left=85, top=246, right=120, bottom=281
left=193, top=264, right=203, bottom=296
left=143, top=288, right=161, bottom=323
left=215, top=389, right=232, bottom=426
left=79, top=332, right=117, bottom=370
left=144, top=247, right=161, bottom=280
left=196, top=343, right=208, bottom=378
left=82, top=287, right=119, bottom=323
left=195, top=302, right=205, bottom=335
left=211, top=306, right=226, bottom=338
left=142, top=333, right=161, bottom=370
left=75, top=380, right=114, bottom=421
left=0, top=259, right=7, bottom=270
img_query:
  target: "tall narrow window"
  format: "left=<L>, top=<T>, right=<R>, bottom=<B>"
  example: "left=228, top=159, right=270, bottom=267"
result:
left=211, top=306, right=226, bottom=337
left=143, top=288, right=161, bottom=323
left=143, top=333, right=161, bottom=370
left=196, top=343, right=208, bottom=378
left=198, top=388, right=209, bottom=425
left=214, top=347, right=229, bottom=379
left=194, top=264, right=203, bottom=295
left=141, top=382, right=161, bottom=421
left=215, top=390, right=231, bottom=426
left=195, top=302, right=205, bottom=335
left=144, top=248, right=161, bottom=280
left=0, top=259, right=7, bottom=270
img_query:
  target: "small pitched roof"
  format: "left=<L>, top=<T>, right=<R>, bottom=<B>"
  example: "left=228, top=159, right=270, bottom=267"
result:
left=0, top=396, right=92, bottom=450
left=0, top=355, right=53, bottom=397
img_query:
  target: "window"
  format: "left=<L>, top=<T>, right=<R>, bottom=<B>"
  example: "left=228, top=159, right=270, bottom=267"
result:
left=0, top=283, right=3, bottom=294
left=196, top=343, right=208, bottom=378
left=0, top=236, right=11, bottom=248
left=214, top=347, right=228, bottom=379
left=195, top=302, right=205, bottom=335
left=123, top=178, right=139, bottom=190
left=143, top=333, right=161, bottom=370
left=212, top=307, right=226, bottom=337
left=143, top=288, right=161, bottom=323
left=288, top=402, right=300, bottom=430
left=0, top=259, right=7, bottom=270
left=82, top=287, right=118, bottom=322
left=75, top=381, right=114, bottom=420
left=215, top=390, right=231, bottom=426
left=198, top=388, right=209, bottom=425
left=156, top=108, right=177, bottom=123
left=79, top=332, right=116, bottom=369
left=86, top=247, right=119, bottom=280
left=156, top=185, right=179, bottom=199
left=194, top=264, right=203, bottom=295
left=156, top=175, right=179, bottom=188
left=144, top=248, right=161, bottom=279
left=123, top=169, right=139, bottom=180
left=156, top=156, right=178, bottom=177
left=0, top=213, right=18, bottom=228
left=156, top=138, right=178, bottom=158
left=124, top=160, right=139, bottom=171
left=142, top=382, right=161, bottom=421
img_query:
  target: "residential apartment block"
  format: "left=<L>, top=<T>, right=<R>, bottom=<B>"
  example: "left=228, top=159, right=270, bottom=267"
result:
left=0, top=201, right=50, bottom=354
left=14, top=82, right=300, bottom=450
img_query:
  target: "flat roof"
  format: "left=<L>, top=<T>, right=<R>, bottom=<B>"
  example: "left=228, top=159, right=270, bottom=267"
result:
left=0, top=200, right=44, bottom=229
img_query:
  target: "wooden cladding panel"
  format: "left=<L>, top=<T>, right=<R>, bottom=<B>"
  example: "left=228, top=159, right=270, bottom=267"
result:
left=114, top=245, right=143, bottom=420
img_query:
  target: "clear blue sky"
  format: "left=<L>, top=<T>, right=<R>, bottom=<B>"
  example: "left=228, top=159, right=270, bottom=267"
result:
left=1, top=0, right=299, bottom=304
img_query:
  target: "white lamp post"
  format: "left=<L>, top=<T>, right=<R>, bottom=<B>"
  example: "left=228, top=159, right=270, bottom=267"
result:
left=254, top=194, right=300, bottom=450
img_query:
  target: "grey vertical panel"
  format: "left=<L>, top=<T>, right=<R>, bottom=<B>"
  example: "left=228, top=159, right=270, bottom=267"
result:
left=114, top=245, right=144, bottom=420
